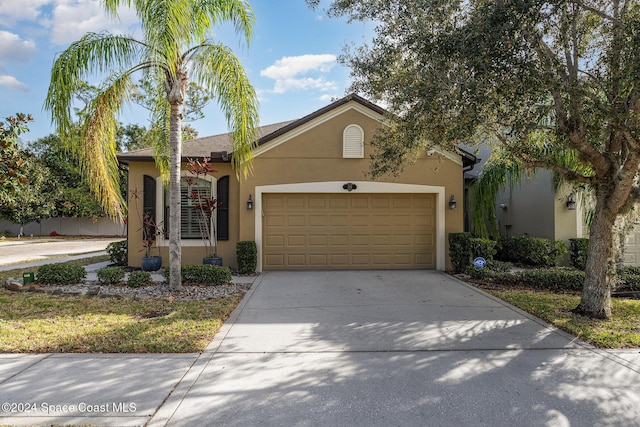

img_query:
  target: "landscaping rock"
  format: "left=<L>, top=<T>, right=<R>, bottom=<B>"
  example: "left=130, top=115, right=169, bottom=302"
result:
left=6, top=281, right=23, bottom=291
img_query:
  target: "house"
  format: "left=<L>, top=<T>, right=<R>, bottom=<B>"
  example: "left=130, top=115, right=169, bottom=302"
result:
left=118, top=94, right=477, bottom=271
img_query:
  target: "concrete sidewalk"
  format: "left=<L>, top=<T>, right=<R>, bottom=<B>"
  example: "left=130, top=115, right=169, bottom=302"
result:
left=1, top=271, right=640, bottom=427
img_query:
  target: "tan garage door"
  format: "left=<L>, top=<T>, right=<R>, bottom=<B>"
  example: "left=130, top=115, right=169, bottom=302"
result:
left=263, top=193, right=436, bottom=269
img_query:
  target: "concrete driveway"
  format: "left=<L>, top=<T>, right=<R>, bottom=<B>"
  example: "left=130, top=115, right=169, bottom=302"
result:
left=154, top=271, right=640, bottom=427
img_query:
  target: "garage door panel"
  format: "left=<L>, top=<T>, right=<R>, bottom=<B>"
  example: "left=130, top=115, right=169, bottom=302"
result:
left=351, top=197, right=369, bottom=209
left=372, top=234, right=392, bottom=246
left=265, top=254, right=285, bottom=267
left=286, top=196, right=306, bottom=208
left=308, top=197, right=327, bottom=208
left=330, top=215, right=349, bottom=226
left=372, top=197, right=391, bottom=208
left=263, top=193, right=436, bottom=270
left=309, top=235, right=328, bottom=246
left=393, top=234, right=413, bottom=246
left=287, top=235, right=306, bottom=246
left=330, top=235, right=349, bottom=246
left=308, top=215, right=327, bottom=226
left=330, top=254, right=349, bottom=265
left=265, top=235, right=285, bottom=247
left=308, top=254, right=328, bottom=266
left=330, top=197, right=348, bottom=208
left=352, top=235, right=370, bottom=246
left=393, top=197, right=412, bottom=209
left=265, top=215, right=285, bottom=227
left=287, top=216, right=306, bottom=227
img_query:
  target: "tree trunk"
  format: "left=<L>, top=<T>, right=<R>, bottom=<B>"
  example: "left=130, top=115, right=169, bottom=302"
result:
left=168, top=100, right=184, bottom=290
left=575, top=198, right=614, bottom=319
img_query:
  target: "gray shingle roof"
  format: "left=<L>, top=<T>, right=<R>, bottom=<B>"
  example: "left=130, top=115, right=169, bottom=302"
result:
left=117, top=120, right=296, bottom=163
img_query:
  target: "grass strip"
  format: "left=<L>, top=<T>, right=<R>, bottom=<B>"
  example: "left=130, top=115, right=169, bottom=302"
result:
left=0, top=290, right=241, bottom=353
left=486, top=289, right=640, bottom=348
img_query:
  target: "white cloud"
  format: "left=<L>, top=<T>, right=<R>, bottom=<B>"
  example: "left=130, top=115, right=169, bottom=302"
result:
left=272, top=77, right=337, bottom=94
left=261, top=54, right=337, bottom=94
left=261, top=54, right=336, bottom=79
left=0, top=75, right=29, bottom=91
left=0, top=0, right=50, bottom=25
left=0, top=31, right=37, bottom=62
left=49, top=0, right=138, bottom=45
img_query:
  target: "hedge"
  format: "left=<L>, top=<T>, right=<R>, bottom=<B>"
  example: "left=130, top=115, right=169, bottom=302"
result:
left=465, top=266, right=585, bottom=292
left=497, top=236, right=567, bottom=267
left=449, top=232, right=472, bottom=273
left=36, top=263, right=86, bottom=286
left=163, top=265, right=232, bottom=285
left=236, top=241, right=257, bottom=275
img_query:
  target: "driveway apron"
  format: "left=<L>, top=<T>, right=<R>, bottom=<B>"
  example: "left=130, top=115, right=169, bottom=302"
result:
left=154, top=271, right=640, bottom=427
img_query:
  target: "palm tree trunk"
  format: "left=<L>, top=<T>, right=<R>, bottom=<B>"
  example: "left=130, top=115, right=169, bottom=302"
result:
left=575, top=197, right=614, bottom=319
left=168, top=102, right=183, bottom=290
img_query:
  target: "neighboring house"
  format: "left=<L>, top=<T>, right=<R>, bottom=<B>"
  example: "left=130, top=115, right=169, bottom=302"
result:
left=467, top=145, right=640, bottom=266
left=118, top=94, right=477, bottom=271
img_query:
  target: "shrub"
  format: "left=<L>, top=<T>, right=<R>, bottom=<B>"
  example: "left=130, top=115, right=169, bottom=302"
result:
left=620, top=266, right=640, bottom=291
left=236, top=241, right=257, bottom=274
left=465, top=266, right=495, bottom=280
left=517, top=268, right=584, bottom=292
left=487, top=260, right=513, bottom=273
left=96, top=267, right=125, bottom=285
left=106, top=240, right=127, bottom=265
left=469, top=238, right=497, bottom=261
left=569, top=238, right=589, bottom=270
left=449, top=232, right=472, bottom=273
left=36, top=263, right=86, bottom=286
left=127, top=270, right=152, bottom=288
left=497, top=236, right=567, bottom=267
left=163, top=265, right=232, bottom=285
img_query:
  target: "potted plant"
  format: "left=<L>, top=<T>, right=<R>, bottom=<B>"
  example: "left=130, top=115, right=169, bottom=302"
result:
left=187, top=157, right=222, bottom=265
left=130, top=188, right=164, bottom=271
left=140, top=212, right=164, bottom=271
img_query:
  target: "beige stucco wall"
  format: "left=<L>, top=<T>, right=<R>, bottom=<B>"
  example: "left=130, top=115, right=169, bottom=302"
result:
left=127, top=102, right=465, bottom=270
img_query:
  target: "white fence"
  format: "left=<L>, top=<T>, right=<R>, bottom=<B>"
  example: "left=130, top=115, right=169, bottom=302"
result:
left=0, top=218, right=126, bottom=237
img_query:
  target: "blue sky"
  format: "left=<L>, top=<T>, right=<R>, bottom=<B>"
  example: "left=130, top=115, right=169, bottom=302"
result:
left=0, top=0, right=371, bottom=144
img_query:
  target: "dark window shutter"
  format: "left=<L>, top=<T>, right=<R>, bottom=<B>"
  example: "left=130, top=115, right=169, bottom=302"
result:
left=217, top=176, right=230, bottom=241
left=143, top=175, right=156, bottom=240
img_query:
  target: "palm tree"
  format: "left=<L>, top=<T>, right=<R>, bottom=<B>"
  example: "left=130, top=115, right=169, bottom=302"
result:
left=45, top=0, right=259, bottom=289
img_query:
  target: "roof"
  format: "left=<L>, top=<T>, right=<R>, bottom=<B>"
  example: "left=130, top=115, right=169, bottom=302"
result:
left=117, top=93, right=475, bottom=167
left=117, top=120, right=295, bottom=164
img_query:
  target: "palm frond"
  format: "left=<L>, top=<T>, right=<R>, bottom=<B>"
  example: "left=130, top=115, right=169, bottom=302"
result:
left=80, top=73, right=137, bottom=220
left=190, top=42, right=259, bottom=177
left=470, top=150, right=528, bottom=238
left=45, top=32, right=145, bottom=138
left=193, top=0, right=255, bottom=42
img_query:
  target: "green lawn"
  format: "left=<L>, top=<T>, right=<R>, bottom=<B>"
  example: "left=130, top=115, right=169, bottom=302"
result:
left=486, top=289, right=640, bottom=348
left=0, top=290, right=242, bottom=353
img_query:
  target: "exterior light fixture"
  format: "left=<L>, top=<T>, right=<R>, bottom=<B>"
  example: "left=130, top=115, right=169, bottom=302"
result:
left=566, top=194, right=576, bottom=210
left=343, top=183, right=357, bottom=192
left=449, top=195, right=457, bottom=210
left=247, top=194, right=253, bottom=210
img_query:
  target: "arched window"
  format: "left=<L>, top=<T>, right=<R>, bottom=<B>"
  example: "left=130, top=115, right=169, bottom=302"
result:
left=343, top=124, right=364, bottom=158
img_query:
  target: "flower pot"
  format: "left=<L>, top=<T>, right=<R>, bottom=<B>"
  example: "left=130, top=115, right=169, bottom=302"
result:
left=141, top=256, right=162, bottom=271
left=203, top=256, right=222, bottom=266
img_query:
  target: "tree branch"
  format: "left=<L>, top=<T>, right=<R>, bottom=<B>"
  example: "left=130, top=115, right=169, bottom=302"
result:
left=573, top=1, right=621, bottom=23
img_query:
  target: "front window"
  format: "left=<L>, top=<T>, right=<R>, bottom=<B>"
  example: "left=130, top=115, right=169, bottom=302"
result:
left=164, top=177, right=213, bottom=239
